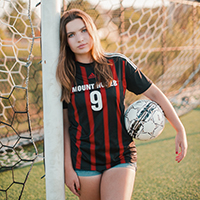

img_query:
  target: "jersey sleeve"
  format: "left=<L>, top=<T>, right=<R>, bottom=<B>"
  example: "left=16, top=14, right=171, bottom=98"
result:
left=125, top=58, right=152, bottom=95
left=63, top=100, right=68, bottom=109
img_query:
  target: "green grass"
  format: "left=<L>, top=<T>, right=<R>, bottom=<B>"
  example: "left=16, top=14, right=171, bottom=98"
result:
left=133, top=107, right=200, bottom=199
left=0, top=108, right=199, bottom=200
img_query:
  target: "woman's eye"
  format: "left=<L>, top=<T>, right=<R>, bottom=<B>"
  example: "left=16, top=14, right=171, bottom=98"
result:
left=82, top=28, right=87, bottom=33
left=68, top=33, right=74, bottom=38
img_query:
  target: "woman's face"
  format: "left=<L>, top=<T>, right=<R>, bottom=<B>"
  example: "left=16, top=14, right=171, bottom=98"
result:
left=66, top=18, right=93, bottom=63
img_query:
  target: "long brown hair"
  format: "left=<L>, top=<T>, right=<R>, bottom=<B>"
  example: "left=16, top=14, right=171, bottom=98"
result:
left=56, top=9, right=113, bottom=103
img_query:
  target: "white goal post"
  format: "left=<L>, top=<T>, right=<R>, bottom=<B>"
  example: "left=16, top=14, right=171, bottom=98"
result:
left=41, top=0, right=65, bottom=199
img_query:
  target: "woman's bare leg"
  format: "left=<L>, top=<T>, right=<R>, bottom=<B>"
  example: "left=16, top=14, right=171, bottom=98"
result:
left=100, top=167, right=136, bottom=200
left=79, top=175, right=101, bottom=200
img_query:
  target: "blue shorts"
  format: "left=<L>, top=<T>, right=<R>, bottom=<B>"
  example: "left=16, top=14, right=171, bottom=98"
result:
left=75, top=162, right=137, bottom=177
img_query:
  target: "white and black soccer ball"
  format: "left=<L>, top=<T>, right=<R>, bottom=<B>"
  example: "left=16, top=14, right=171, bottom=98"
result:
left=124, top=99, right=165, bottom=141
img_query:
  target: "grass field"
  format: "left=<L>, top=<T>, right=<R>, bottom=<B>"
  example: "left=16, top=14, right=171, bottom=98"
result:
left=0, top=107, right=199, bottom=200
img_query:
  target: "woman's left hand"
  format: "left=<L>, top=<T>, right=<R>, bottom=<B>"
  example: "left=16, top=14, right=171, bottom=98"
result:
left=143, top=84, right=188, bottom=163
left=175, top=129, right=188, bottom=163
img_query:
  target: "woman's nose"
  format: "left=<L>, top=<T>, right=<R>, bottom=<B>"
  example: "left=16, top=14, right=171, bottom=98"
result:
left=76, top=32, right=84, bottom=42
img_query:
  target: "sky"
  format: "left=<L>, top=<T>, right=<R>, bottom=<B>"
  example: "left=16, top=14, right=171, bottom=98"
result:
left=0, top=0, right=170, bottom=19
left=87, top=0, right=170, bottom=9
left=28, top=0, right=170, bottom=18
left=30, top=0, right=170, bottom=11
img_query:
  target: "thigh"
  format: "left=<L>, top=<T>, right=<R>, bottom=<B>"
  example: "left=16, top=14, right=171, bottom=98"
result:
left=79, top=174, right=102, bottom=200
left=100, top=167, right=136, bottom=200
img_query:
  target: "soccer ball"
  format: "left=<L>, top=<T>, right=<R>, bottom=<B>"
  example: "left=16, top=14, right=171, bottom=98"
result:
left=124, top=99, right=165, bottom=141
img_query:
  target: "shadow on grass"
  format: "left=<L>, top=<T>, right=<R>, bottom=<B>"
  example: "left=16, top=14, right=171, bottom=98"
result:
left=194, top=106, right=200, bottom=111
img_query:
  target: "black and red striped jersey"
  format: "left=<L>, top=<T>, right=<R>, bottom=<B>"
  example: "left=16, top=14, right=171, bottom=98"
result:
left=63, top=53, right=152, bottom=172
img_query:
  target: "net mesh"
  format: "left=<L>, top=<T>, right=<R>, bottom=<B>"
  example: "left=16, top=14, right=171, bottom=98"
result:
left=0, top=0, right=200, bottom=199
left=0, top=0, right=42, bottom=199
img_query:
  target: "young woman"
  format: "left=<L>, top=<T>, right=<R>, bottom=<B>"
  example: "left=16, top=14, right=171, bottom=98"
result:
left=56, top=9, right=188, bottom=200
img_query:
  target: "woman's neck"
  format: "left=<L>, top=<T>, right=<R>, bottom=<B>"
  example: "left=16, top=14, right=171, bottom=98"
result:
left=75, top=53, right=93, bottom=64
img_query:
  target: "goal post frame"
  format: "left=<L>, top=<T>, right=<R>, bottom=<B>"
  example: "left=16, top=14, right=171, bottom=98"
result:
left=41, top=0, right=65, bottom=199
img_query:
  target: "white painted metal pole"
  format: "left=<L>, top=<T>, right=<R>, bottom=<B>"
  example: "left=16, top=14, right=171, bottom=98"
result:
left=41, top=0, right=65, bottom=199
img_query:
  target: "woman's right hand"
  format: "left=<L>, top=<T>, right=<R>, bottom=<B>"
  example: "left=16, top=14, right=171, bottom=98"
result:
left=65, top=168, right=80, bottom=197
left=63, top=109, right=80, bottom=197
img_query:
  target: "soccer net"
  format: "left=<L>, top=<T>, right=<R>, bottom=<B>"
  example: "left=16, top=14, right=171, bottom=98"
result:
left=0, top=0, right=41, bottom=199
left=0, top=0, right=200, bottom=199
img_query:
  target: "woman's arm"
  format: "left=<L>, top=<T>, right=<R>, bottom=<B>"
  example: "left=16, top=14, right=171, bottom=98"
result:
left=143, top=83, right=188, bottom=163
left=63, top=109, right=80, bottom=196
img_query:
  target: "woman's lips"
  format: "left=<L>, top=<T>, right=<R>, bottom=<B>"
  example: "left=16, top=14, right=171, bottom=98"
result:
left=78, top=43, right=87, bottom=49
